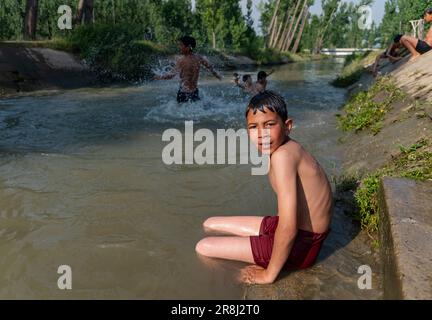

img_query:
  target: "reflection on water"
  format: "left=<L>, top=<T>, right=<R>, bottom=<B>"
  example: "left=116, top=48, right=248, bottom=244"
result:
left=0, top=61, right=381, bottom=299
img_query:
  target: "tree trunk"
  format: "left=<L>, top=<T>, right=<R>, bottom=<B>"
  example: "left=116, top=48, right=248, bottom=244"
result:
left=112, top=0, right=116, bottom=25
left=76, top=0, right=94, bottom=24
left=274, top=5, right=293, bottom=50
left=291, top=6, right=309, bottom=53
left=313, top=6, right=337, bottom=54
left=272, top=18, right=285, bottom=48
left=278, top=0, right=301, bottom=51
left=269, top=16, right=279, bottom=48
left=24, top=0, right=38, bottom=40
left=268, top=0, right=281, bottom=36
left=212, top=31, right=216, bottom=49
left=285, top=0, right=307, bottom=51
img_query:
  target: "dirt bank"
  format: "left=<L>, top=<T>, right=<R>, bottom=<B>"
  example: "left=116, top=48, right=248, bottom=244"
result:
left=341, top=52, right=432, bottom=175
left=337, top=50, right=432, bottom=300
left=0, top=45, right=96, bottom=96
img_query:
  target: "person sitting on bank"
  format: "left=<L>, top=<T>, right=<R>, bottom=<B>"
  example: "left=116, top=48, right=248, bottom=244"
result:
left=154, top=36, right=222, bottom=103
left=372, top=34, right=403, bottom=77
left=400, top=8, right=432, bottom=61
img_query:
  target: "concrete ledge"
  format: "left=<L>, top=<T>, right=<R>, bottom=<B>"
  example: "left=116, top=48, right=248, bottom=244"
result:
left=379, top=177, right=432, bottom=300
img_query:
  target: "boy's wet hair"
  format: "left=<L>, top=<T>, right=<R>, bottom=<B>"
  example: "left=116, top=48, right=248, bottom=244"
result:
left=243, top=74, right=252, bottom=82
left=425, top=8, right=432, bottom=15
left=179, top=36, right=196, bottom=49
left=245, top=91, right=288, bottom=122
left=257, top=71, right=268, bottom=81
left=393, top=34, right=403, bottom=44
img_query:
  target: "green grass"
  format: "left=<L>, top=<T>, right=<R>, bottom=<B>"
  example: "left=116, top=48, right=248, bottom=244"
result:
left=337, top=77, right=406, bottom=134
left=354, top=175, right=380, bottom=234
left=332, top=51, right=381, bottom=88
left=339, top=139, right=432, bottom=235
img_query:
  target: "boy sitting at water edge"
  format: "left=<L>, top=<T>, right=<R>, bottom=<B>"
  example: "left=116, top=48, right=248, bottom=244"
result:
left=196, top=91, right=333, bottom=284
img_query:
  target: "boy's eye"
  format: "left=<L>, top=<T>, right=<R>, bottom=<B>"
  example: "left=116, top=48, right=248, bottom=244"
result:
left=265, top=123, right=274, bottom=127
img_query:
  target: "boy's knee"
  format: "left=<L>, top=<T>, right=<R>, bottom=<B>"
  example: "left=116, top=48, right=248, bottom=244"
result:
left=195, top=238, right=213, bottom=256
left=203, top=217, right=217, bottom=230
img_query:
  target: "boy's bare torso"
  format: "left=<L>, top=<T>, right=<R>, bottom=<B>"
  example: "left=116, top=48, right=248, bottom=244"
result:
left=247, top=82, right=265, bottom=96
left=425, top=26, right=432, bottom=46
left=176, top=54, right=207, bottom=93
left=269, top=139, right=333, bottom=234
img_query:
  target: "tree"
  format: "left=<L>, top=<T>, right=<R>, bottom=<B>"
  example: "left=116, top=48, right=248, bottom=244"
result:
left=292, top=2, right=310, bottom=53
left=278, top=0, right=301, bottom=51
left=197, top=0, right=218, bottom=48
left=24, top=0, right=38, bottom=40
left=76, top=0, right=93, bottom=24
left=313, top=0, right=340, bottom=54
left=284, top=0, right=308, bottom=51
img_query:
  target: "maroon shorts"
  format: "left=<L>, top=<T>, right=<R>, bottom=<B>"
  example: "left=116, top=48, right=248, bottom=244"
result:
left=250, top=216, right=330, bottom=270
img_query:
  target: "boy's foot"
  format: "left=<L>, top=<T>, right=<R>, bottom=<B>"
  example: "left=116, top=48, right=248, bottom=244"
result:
left=409, top=53, right=421, bottom=62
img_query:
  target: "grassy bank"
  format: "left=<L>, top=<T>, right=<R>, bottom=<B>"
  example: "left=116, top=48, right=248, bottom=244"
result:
left=337, top=77, right=406, bottom=135
left=332, top=51, right=381, bottom=88
left=336, top=76, right=432, bottom=236
left=338, top=139, right=431, bottom=236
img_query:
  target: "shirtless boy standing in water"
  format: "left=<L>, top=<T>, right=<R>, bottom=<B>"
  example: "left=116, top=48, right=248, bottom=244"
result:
left=196, top=91, right=333, bottom=284
left=154, top=36, right=221, bottom=103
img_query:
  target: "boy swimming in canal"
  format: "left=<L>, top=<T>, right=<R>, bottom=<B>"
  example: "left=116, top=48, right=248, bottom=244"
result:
left=196, top=91, right=333, bottom=284
left=154, top=36, right=222, bottom=103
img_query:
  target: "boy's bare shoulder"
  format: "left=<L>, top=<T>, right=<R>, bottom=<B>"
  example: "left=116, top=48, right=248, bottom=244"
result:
left=270, top=140, right=303, bottom=168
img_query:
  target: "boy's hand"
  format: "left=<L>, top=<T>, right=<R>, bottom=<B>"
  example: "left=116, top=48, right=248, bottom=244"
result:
left=239, top=265, right=274, bottom=285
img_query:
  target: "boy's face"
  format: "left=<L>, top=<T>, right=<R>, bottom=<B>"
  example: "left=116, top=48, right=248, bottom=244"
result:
left=179, top=42, right=191, bottom=54
left=258, top=78, right=267, bottom=86
left=246, top=106, right=292, bottom=155
left=244, top=77, right=252, bottom=85
left=424, top=12, right=432, bottom=23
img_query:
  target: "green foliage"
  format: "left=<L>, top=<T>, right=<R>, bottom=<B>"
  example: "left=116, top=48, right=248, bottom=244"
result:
left=1, top=0, right=260, bottom=59
left=66, top=23, right=169, bottom=81
left=337, top=77, right=406, bottom=133
left=340, top=139, right=431, bottom=235
left=349, top=139, right=432, bottom=234
left=354, top=175, right=380, bottom=233
left=380, top=0, right=432, bottom=45
left=390, top=139, right=432, bottom=181
left=332, top=51, right=382, bottom=88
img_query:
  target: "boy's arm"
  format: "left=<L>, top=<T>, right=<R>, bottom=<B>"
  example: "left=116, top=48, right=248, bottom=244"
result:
left=234, top=78, right=246, bottom=90
left=241, top=151, right=299, bottom=284
left=388, top=55, right=402, bottom=62
left=386, top=44, right=402, bottom=62
left=265, top=152, right=299, bottom=283
left=154, top=60, right=179, bottom=80
left=200, top=56, right=222, bottom=80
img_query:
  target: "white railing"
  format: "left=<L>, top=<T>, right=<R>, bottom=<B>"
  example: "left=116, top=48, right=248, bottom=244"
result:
left=410, top=19, right=424, bottom=39
left=320, top=48, right=379, bottom=56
